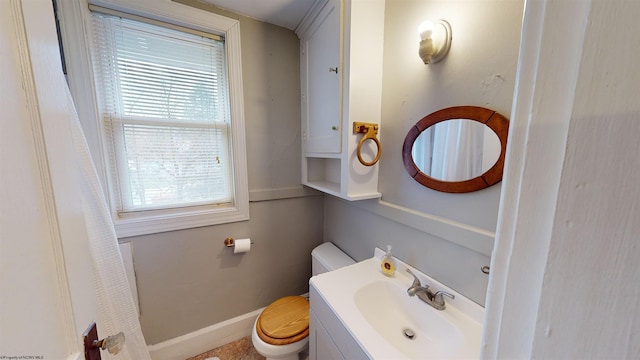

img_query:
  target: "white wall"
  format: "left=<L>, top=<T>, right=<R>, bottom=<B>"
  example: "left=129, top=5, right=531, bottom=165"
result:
left=484, top=0, right=640, bottom=358
left=1, top=10, right=73, bottom=358
left=1, top=1, right=98, bottom=357
left=326, top=0, right=524, bottom=305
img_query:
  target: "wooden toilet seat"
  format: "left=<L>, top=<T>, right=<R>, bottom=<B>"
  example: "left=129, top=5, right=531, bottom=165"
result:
left=256, top=296, right=309, bottom=345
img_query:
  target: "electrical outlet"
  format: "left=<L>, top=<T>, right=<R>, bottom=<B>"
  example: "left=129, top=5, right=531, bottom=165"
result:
left=82, top=321, right=101, bottom=360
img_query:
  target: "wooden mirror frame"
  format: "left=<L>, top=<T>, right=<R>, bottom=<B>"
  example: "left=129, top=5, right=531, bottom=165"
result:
left=402, top=106, right=509, bottom=193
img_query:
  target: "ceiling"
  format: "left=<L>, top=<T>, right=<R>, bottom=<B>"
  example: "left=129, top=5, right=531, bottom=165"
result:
left=199, top=0, right=316, bottom=30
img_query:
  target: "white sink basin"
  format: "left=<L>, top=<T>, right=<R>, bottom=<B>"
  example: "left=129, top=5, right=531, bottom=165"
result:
left=354, top=280, right=463, bottom=358
left=310, top=248, right=483, bottom=359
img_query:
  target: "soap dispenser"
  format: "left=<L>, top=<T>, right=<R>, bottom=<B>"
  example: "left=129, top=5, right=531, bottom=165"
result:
left=380, top=245, right=396, bottom=277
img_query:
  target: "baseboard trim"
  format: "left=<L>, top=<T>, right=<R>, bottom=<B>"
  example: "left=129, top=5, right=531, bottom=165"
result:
left=147, top=308, right=264, bottom=360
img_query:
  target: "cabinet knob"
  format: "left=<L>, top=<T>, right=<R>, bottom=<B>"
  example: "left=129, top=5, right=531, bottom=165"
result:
left=331, top=126, right=338, bottom=131
left=329, top=67, right=338, bottom=73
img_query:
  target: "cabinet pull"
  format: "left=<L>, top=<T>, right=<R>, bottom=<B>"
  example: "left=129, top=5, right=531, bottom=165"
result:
left=329, top=67, right=338, bottom=73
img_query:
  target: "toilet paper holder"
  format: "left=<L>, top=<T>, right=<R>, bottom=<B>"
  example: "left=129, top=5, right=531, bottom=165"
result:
left=224, top=237, right=253, bottom=247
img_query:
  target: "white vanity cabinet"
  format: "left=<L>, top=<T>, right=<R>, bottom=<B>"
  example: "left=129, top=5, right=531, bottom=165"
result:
left=297, top=0, right=385, bottom=200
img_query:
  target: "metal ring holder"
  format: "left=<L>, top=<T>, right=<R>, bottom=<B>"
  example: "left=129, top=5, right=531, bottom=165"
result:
left=353, top=122, right=382, bottom=167
left=224, top=237, right=235, bottom=247
left=224, top=237, right=254, bottom=247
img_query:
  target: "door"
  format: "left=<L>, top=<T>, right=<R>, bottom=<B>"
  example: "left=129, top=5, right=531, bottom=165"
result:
left=302, top=0, right=342, bottom=154
left=0, top=1, right=99, bottom=358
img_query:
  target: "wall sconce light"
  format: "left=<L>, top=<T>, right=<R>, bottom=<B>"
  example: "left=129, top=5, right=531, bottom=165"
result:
left=418, top=19, right=452, bottom=64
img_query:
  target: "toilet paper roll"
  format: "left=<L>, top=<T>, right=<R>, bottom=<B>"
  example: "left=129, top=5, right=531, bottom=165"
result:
left=233, top=238, right=251, bottom=254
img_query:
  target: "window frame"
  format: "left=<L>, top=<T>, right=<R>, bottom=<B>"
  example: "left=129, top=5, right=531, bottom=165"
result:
left=57, top=0, right=249, bottom=238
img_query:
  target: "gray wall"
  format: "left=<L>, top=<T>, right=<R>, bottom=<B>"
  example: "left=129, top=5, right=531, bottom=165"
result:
left=130, top=0, right=524, bottom=344
left=128, top=0, right=323, bottom=344
left=132, top=197, right=322, bottom=344
left=324, top=197, right=492, bottom=304
left=327, top=0, right=523, bottom=305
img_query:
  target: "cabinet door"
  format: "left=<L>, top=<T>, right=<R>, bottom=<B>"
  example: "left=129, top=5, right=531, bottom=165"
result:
left=310, top=309, right=345, bottom=360
left=302, top=0, right=341, bottom=154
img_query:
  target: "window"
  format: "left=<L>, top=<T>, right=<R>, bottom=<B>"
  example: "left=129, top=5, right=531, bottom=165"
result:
left=59, top=1, right=248, bottom=237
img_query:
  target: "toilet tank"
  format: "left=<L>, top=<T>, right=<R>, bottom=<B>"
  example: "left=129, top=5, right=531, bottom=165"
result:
left=311, top=242, right=355, bottom=276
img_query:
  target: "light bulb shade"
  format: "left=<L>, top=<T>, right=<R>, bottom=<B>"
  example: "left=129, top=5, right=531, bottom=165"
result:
left=418, top=19, right=452, bottom=64
left=418, top=20, right=434, bottom=40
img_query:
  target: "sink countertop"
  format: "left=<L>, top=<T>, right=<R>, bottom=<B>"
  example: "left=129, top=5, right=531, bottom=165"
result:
left=310, top=248, right=484, bottom=359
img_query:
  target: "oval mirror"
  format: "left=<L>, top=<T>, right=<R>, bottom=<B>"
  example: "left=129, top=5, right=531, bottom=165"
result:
left=402, top=106, right=509, bottom=193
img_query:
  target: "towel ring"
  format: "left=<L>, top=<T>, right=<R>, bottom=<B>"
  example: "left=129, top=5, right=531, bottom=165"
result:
left=354, top=122, right=382, bottom=167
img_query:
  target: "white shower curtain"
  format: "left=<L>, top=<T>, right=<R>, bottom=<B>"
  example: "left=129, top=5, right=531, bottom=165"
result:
left=65, top=85, right=152, bottom=360
left=430, top=120, right=484, bottom=181
left=412, top=128, right=434, bottom=175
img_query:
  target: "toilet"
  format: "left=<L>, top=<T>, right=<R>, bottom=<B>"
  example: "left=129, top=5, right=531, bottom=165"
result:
left=251, top=242, right=355, bottom=360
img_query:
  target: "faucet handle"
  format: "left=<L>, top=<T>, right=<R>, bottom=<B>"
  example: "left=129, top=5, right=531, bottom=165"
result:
left=405, top=268, right=424, bottom=288
left=433, top=291, right=455, bottom=306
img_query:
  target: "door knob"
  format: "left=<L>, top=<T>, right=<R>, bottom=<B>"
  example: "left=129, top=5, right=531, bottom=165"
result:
left=83, top=322, right=126, bottom=360
left=94, top=332, right=126, bottom=355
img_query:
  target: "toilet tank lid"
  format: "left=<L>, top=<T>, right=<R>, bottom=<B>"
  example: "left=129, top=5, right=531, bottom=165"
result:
left=311, top=242, right=355, bottom=271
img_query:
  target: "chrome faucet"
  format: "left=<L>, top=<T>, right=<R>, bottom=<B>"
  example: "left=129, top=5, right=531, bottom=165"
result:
left=406, top=268, right=455, bottom=311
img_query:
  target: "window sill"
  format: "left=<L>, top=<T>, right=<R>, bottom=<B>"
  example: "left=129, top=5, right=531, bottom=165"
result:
left=114, top=203, right=249, bottom=238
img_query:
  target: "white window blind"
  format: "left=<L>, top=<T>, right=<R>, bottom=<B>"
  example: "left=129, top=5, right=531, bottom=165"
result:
left=90, top=11, right=234, bottom=214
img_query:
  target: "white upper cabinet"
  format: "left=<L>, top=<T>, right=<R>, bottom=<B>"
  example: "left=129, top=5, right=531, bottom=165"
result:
left=297, top=0, right=385, bottom=200
left=302, top=0, right=341, bottom=154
